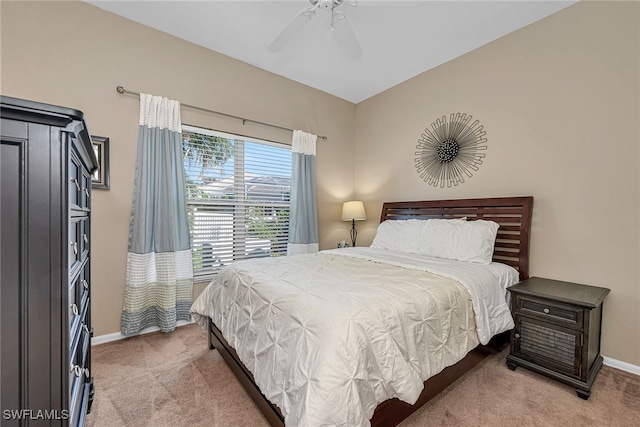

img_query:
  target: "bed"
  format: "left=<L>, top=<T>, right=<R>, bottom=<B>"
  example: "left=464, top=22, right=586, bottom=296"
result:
left=190, top=196, right=533, bottom=427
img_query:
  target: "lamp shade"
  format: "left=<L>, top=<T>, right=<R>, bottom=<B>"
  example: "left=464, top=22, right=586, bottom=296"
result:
left=341, top=201, right=367, bottom=221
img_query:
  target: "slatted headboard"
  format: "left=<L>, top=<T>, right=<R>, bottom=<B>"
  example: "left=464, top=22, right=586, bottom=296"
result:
left=380, top=196, right=534, bottom=280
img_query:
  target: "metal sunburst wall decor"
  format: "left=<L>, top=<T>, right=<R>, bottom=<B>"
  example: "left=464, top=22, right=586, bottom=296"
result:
left=415, top=113, right=487, bottom=188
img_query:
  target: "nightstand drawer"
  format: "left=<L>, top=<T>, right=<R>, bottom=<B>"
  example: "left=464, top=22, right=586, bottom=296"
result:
left=516, top=296, right=583, bottom=329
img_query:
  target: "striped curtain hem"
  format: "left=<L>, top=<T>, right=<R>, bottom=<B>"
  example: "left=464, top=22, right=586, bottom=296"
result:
left=122, top=250, right=193, bottom=336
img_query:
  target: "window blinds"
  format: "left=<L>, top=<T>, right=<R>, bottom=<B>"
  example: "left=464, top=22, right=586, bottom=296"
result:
left=182, top=126, right=291, bottom=282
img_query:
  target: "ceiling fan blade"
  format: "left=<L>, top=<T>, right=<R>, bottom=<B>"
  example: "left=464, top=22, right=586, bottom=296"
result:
left=268, top=10, right=314, bottom=53
left=332, top=14, right=363, bottom=60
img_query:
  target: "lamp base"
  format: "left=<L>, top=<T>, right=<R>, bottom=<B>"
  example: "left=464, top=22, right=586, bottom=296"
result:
left=350, top=219, right=357, bottom=247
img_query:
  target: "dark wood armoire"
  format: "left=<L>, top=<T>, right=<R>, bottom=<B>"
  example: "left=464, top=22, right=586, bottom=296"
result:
left=1, top=96, right=98, bottom=426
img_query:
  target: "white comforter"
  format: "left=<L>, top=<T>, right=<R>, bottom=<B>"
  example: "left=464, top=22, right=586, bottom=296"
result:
left=190, top=248, right=518, bottom=427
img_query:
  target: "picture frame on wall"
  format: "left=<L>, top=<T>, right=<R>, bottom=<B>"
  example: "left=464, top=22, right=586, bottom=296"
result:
left=91, top=135, right=110, bottom=190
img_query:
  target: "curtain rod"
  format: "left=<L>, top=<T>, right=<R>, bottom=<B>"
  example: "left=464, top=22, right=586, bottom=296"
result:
left=116, top=86, right=327, bottom=140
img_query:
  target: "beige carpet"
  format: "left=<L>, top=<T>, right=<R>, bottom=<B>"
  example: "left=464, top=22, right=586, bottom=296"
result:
left=86, top=323, right=639, bottom=427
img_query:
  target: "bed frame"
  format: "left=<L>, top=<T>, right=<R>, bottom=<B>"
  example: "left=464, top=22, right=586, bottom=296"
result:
left=207, top=196, right=534, bottom=426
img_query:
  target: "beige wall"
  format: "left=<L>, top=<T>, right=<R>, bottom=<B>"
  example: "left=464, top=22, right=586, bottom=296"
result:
left=1, top=1, right=356, bottom=336
left=355, top=1, right=640, bottom=366
left=2, top=1, right=639, bottom=367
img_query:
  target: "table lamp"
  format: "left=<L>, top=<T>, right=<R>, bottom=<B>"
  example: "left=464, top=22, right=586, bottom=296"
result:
left=341, top=201, right=366, bottom=247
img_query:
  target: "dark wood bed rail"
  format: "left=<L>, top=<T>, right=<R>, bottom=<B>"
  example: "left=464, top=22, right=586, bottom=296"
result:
left=208, top=320, right=285, bottom=425
left=380, top=196, right=534, bottom=280
left=208, top=317, right=503, bottom=427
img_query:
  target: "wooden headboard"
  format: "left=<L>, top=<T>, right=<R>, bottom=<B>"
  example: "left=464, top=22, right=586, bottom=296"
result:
left=380, top=196, right=534, bottom=280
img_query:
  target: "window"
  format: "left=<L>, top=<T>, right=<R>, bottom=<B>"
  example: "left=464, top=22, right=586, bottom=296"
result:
left=182, top=125, right=291, bottom=281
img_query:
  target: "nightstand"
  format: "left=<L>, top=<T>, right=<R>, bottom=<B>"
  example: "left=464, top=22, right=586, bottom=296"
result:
left=506, top=277, right=610, bottom=399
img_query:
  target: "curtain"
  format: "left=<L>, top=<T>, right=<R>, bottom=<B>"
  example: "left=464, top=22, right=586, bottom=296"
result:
left=121, top=93, right=193, bottom=336
left=287, top=130, right=319, bottom=255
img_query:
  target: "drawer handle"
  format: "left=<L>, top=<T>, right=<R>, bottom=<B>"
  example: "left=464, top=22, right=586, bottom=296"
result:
left=71, top=241, right=78, bottom=255
left=84, top=368, right=90, bottom=378
left=71, top=304, right=79, bottom=316
left=83, top=324, right=90, bottom=333
left=84, top=188, right=90, bottom=198
left=71, top=365, right=83, bottom=377
left=83, top=234, right=88, bottom=244
left=82, top=279, right=89, bottom=289
left=543, top=308, right=550, bottom=314
left=514, top=333, right=521, bottom=339
left=70, top=178, right=80, bottom=191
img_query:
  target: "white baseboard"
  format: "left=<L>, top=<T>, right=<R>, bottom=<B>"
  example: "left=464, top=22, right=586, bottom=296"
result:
left=92, top=319, right=195, bottom=346
left=603, top=356, right=640, bottom=376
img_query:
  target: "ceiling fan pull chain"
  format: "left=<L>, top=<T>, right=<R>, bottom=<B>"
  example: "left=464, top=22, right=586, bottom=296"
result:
left=331, top=10, right=346, bottom=30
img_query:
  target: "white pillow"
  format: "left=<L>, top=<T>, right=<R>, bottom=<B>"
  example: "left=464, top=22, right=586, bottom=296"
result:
left=371, top=219, right=424, bottom=253
left=371, top=218, right=466, bottom=254
left=418, top=219, right=499, bottom=264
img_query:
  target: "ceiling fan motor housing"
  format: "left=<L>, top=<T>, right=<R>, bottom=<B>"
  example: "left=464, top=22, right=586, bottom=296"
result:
left=271, top=0, right=361, bottom=60
left=311, top=0, right=344, bottom=10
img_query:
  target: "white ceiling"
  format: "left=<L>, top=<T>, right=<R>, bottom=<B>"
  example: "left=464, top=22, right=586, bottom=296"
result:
left=88, top=0, right=577, bottom=104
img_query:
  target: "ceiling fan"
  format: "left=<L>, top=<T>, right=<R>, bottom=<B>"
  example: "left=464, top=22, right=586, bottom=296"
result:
left=268, top=0, right=365, bottom=60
